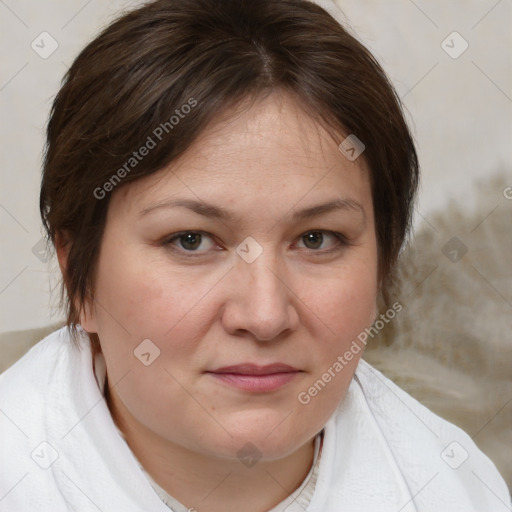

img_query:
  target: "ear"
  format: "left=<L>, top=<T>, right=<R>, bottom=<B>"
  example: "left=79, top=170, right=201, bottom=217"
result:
left=55, top=230, right=70, bottom=277
left=55, top=231, right=99, bottom=333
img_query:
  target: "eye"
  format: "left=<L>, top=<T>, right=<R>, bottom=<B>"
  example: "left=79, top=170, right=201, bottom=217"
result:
left=296, top=231, right=347, bottom=251
left=164, top=231, right=217, bottom=253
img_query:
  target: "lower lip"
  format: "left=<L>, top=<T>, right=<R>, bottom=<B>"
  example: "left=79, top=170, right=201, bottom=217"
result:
left=208, top=372, right=299, bottom=392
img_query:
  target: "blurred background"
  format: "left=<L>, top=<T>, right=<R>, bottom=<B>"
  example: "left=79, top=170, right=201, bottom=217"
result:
left=0, top=0, right=510, bottom=333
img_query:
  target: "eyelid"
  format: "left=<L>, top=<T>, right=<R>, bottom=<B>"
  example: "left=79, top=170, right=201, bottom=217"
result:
left=163, top=230, right=221, bottom=254
left=293, top=230, right=350, bottom=252
left=163, top=229, right=349, bottom=256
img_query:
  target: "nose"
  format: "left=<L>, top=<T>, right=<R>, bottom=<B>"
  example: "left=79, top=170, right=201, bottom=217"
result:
left=221, top=253, right=300, bottom=342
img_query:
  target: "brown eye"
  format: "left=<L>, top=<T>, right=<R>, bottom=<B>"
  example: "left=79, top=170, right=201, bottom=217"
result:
left=302, top=231, right=324, bottom=249
left=165, top=231, right=216, bottom=253
left=179, top=233, right=202, bottom=250
left=297, top=230, right=348, bottom=252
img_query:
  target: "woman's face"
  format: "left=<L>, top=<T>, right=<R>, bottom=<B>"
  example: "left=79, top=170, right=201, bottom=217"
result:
left=82, top=92, right=378, bottom=462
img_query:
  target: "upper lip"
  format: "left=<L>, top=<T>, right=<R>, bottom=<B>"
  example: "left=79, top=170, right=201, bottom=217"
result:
left=208, top=364, right=300, bottom=375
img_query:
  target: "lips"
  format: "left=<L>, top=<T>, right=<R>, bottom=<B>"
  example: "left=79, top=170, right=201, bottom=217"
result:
left=211, top=363, right=299, bottom=375
left=207, top=363, right=301, bottom=393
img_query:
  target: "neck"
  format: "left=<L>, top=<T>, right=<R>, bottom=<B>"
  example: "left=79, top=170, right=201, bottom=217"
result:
left=106, top=385, right=317, bottom=512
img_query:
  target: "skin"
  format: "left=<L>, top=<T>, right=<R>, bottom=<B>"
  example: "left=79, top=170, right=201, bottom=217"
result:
left=58, top=90, right=379, bottom=511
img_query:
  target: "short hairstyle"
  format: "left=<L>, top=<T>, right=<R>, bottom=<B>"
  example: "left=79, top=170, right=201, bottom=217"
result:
left=40, top=0, right=419, bottom=350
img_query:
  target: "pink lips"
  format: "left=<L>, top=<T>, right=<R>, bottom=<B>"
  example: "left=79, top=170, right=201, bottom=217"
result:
left=207, top=364, right=301, bottom=393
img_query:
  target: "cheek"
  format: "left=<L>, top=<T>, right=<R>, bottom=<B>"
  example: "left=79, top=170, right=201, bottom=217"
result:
left=91, top=243, right=229, bottom=379
left=93, top=242, right=201, bottom=336
left=300, top=257, right=378, bottom=347
left=91, top=251, right=216, bottom=432
left=293, top=261, right=377, bottom=426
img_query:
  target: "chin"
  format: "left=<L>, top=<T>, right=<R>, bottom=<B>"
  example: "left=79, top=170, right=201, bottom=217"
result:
left=198, top=409, right=316, bottom=461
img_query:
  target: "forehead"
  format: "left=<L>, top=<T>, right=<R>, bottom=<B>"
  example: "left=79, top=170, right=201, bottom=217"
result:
left=114, top=91, right=372, bottom=216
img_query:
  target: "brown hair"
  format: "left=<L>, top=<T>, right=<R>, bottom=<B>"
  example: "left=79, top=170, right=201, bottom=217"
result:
left=40, top=0, right=419, bottom=350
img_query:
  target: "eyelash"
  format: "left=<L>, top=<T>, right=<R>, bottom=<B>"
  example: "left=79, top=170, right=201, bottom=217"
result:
left=162, top=230, right=350, bottom=257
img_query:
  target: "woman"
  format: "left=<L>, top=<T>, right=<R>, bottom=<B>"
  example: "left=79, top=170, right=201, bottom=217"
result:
left=0, top=0, right=509, bottom=510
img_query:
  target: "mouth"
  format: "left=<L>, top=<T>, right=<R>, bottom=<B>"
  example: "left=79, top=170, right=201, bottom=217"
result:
left=206, top=364, right=302, bottom=393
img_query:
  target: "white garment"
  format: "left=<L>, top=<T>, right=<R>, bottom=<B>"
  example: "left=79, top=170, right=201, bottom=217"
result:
left=130, top=427, right=322, bottom=511
left=0, top=327, right=509, bottom=511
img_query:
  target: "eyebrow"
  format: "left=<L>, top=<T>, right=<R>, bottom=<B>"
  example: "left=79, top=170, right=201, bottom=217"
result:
left=139, top=197, right=366, bottom=223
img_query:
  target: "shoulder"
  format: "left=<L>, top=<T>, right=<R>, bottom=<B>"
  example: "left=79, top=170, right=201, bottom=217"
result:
left=0, top=326, right=74, bottom=388
left=0, top=327, right=108, bottom=511
left=0, top=327, right=81, bottom=438
left=353, top=358, right=511, bottom=508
